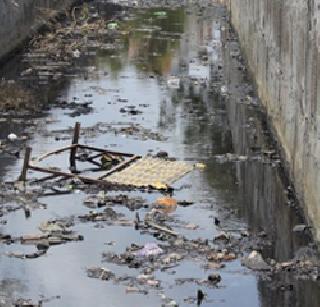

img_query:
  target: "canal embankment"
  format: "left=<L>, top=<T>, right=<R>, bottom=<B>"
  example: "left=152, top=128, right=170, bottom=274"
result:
left=0, top=0, right=77, bottom=61
left=0, top=1, right=319, bottom=306
left=222, top=0, right=320, bottom=241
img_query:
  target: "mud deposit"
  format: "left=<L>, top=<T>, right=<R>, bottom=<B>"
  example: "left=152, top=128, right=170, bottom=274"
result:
left=0, top=1, right=319, bottom=306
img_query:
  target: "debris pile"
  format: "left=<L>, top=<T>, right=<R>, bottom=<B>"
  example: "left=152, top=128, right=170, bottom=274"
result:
left=50, top=122, right=167, bottom=141
left=4, top=218, right=84, bottom=259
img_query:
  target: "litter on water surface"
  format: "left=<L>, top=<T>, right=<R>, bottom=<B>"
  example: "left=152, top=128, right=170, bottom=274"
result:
left=20, top=122, right=194, bottom=191
left=105, top=157, right=193, bottom=189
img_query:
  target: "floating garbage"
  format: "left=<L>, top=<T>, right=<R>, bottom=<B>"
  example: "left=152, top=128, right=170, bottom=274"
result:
left=101, top=153, right=123, bottom=170
left=153, top=11, right=167, bottom=17
left=207, top=251, right=236, bottom=262
left=7, top=250, right=47, bottom=259
left=207, top=273, right=221, bottom=284
left=14, top=299, right=42, bottom=307
left=106, top=156, right=193, bottom=189
left=20, top=122, right=194, bottom=191
left=87, top=267, right=115, bottom=280
left=119, top=105, right=143, bottom=115
left=134, top=243, right=164, bottom=257
left=162, top=253, right=183, bottom=264
left=167, top=76, right=180, bottom=89
left=241, top=251, right=270, bottom=271
left=156, top=197, right=177, bottom=207
left=72, top=49, right=81, bottom=58
left=107, top=22, right=118, bottom=30
left=195, top=162, right=206, bottom=169
left=7, top=133, right=18, bottom=141
left=293, top=224, right=311, bottom=233
left=220, top=85, right=228, bottom=95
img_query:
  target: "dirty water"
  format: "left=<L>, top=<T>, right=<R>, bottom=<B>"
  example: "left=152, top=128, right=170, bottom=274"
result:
left=0, top=1, right=319, bottom=306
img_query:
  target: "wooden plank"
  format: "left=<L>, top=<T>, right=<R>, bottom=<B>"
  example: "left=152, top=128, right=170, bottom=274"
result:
left=98, top=155, right=141, bottom=180
left=77, top=144, right=135, bottom=158
left=35, top=145, right=74, bottom=162
left=70, top=122, right=81, bottom=172
left=28, top=163, right=117, bottom=188
left=28, top=163, right=171, bottom=192
left=30, top=174, right=62, bottom=184
left=19, top=147, right=32, bottom=181
left=29, top=164, right=96, bottom=182
left=145, top=222, right=179, bottom=236
left=86, top=152, right=104, bottom=160
left=79, top=156, right=102, bottom=167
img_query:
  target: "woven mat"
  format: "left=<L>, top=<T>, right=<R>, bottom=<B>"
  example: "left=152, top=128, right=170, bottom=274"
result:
left=105, top=157, right=193, bottom=189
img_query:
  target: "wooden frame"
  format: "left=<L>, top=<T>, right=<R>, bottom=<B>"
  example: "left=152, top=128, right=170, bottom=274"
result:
left=18, top=122, right=191, bottom=193
left=19, top=122, right=145, bottom=189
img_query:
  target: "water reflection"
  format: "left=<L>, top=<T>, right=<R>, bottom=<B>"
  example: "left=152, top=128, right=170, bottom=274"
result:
left=154, top=4, right=318, bottom=306
left=0, top=2, right=318, bottom=307
left=97, top=8, right=185, bottom=77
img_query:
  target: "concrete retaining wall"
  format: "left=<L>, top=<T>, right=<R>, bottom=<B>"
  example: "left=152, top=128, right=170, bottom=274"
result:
left=0, top=0, right=74, bottom=60
left=223, top=0, right=320, bottom=240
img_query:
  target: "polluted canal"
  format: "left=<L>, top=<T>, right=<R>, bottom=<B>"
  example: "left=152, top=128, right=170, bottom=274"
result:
left=0, top=1, right=319, bottom=306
